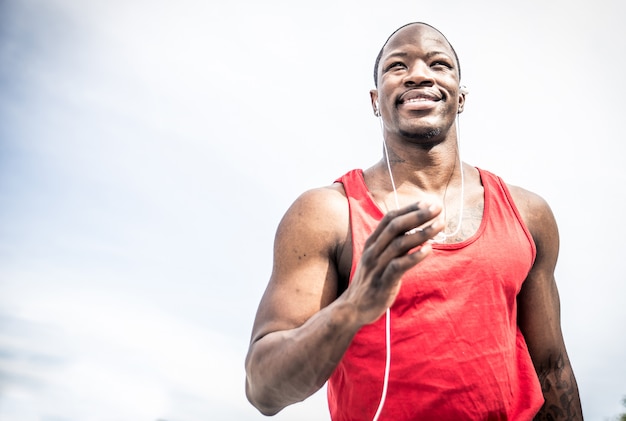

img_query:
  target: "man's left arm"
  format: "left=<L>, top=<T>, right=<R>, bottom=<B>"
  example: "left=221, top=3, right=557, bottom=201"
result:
left=510, top=186, right=583, bottom=420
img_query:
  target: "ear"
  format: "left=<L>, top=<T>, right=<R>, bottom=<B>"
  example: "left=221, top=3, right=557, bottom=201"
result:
left=370, top=89, right=380, bottom=116
left=457, top=87, right=467, bottom=114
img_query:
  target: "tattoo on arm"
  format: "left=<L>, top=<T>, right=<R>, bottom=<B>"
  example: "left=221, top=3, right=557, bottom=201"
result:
left=534, top=353, right=583, bottom=420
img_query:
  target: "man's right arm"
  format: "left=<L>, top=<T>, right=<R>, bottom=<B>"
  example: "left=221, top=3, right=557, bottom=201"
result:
left=244, top=186, right=442, bottom=415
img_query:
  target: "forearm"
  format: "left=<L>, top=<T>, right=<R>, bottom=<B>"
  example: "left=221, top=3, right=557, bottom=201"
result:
left=534, top=352, right=583, bottom=420
left=245, top=298, right=361, bottom=416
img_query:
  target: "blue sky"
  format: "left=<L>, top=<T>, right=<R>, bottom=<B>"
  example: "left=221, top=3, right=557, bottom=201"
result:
left=1, top=0, right=625, bottom=420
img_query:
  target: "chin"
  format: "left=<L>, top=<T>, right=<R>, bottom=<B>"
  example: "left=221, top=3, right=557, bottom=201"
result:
left=399, top=127, right=442, bottom=140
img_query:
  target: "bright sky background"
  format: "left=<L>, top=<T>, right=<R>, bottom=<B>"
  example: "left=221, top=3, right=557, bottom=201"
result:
left=1, top=0, right=625, bottom=420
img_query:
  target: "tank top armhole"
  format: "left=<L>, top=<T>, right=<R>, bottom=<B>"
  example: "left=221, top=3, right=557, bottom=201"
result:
left=335, top=169, right=382, bottom=283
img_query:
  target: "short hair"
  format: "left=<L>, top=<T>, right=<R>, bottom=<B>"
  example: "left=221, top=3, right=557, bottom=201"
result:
left=373, top=22, right=461, bottom=87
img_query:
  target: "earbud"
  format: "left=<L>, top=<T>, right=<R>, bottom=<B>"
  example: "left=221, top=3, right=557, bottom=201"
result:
left=374, top=101, right=381, bottom=117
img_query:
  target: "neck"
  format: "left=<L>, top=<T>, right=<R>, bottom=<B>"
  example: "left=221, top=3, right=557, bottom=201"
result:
left=378, top=138, right=461, bottom=195
left=378, top=136, right=465, bottom=242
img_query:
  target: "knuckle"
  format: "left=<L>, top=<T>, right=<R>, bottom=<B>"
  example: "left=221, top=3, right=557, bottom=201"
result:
left=379, top=212, right=396, bottom=226
left=387, top=219, right=403, bottom=233
left=360, top=249, right=378, bottom=269
left=386, top=258, right=404, bottom=274
left=389, top=237, right=406, bottom=254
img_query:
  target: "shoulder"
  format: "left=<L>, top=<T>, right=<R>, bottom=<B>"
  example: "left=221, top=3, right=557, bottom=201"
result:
left=505, top=182, right=559, bottom=261
left=280, top=183, right=349, bottom=228
left=288, top=183, right=348, bottom=213
left=276, top=183, right=350, bottom=255
left=505, top=184, right=556, bottom=230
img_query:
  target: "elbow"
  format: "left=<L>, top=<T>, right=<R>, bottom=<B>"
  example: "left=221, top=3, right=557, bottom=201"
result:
left=245, top=348, right=283, bottom=415
left=245, top=378, right=283, bottom=416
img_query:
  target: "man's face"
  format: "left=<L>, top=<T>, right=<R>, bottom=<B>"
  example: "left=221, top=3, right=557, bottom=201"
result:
left=373, top=24, right=464, bottom=142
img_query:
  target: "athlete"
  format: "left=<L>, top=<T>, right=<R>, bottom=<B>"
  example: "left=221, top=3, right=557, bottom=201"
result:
left=245, top=22, right=583, bottom=420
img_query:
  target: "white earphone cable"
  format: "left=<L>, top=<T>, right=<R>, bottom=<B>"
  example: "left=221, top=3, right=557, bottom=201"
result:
left=371, top=115, right=392, bottom=421
left=371, top=308, right=391, bottom=421
left=372, top=117, right=394, bottom=421
left=372, top=106, right=463, bottom=421
left=435, top=114, right=464, bottom=241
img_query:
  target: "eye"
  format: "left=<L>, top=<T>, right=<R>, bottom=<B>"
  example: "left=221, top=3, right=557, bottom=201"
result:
left=385, top=61, right=406, bottom=71
left=431, top=60, right=453, bottom=70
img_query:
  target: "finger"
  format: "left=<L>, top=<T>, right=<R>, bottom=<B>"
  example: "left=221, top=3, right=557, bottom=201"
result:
left=360, top=239, right=435, bottom=311
left=358, top=208, right=442, bottom=288
left=375, top=217, right=442, bottom=271
left=365, top=201, right=423, bottom=246
left=380, top=241, right=434, bottom=282
left=365, top=200, right=441, bottom=256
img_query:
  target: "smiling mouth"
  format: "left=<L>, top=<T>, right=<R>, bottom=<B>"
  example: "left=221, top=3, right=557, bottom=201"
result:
left=398, top=91, right=441, bottom=104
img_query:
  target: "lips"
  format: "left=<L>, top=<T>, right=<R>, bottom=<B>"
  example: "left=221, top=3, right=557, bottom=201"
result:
left=398, top=89, right=442, bottom=104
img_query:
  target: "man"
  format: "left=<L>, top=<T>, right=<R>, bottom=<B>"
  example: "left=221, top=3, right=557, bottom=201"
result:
left=245, top=22, right=583, bottom=420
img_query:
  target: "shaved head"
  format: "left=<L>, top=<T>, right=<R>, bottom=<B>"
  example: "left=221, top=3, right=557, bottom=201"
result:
left=373, top=22, right=461, bottom=87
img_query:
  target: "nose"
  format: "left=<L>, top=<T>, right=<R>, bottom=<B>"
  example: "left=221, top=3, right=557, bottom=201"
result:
left=403, top=60, right=434, bottom=87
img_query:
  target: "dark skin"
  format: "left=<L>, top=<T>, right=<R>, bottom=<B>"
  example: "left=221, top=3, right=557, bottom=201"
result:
left=245, top=23, right=583, bottom=419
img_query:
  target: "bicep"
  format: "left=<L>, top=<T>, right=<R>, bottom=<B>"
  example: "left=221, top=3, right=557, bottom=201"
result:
left=513, top=187, right=566, bottom=365
left=249, top=188, right=348, bottom=344
left=518, top=268, right=564, bottom=366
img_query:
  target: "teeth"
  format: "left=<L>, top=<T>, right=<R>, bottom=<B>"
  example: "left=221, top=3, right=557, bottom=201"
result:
left=406, top=97, right=433, bottom=102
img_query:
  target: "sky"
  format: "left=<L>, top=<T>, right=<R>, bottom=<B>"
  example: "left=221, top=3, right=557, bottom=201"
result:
left=0, top=0, right=625, bottom=420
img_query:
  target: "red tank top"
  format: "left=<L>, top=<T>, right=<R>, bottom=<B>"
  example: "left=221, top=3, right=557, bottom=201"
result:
left=327, top=168, right=544, bottom=421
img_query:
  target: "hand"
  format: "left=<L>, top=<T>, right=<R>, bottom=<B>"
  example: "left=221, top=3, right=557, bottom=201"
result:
left=341, top=200, right=443, bottom=326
